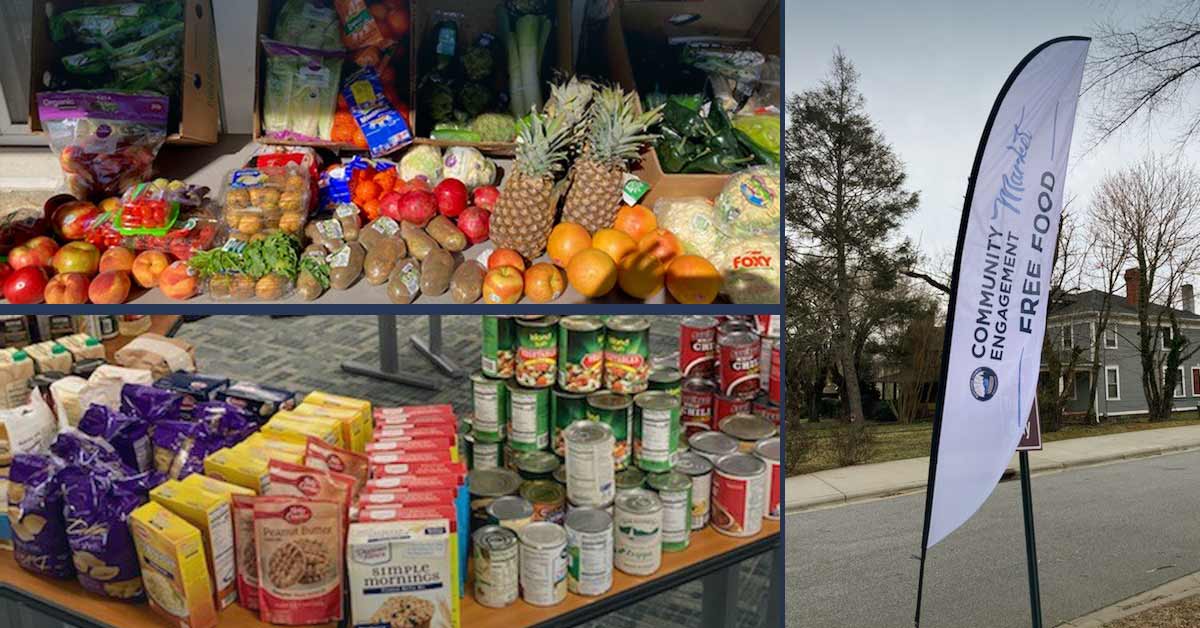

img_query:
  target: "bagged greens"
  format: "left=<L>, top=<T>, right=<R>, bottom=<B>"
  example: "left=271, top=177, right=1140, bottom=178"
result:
left=261, top=38, right=344, bottom=141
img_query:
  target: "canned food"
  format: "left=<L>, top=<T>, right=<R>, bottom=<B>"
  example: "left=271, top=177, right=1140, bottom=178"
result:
left=681, top=377, right=717, bottom=436
left=515, top=316, right=559, bottom=388
left=558, top=316, right=605, bottom=392
left=759, top=334, right=778, bottom=392
left=568, top=499, right=614, bottom=517
left=719, top=331, right=762, bottom=400
left=614, top=488, right=663, bottom=576
left=466, top=430, right=504, bottom=470
left=585, top=390, right=632, bottom=468
left=604, top=316, right=651, bottom=394
left=754, top=437, right=781, bottom=521
left=754, top=315, right=781, bottom=338
left=487, top=495, right=534, bottom=531
left=633, top=391, right=681, bottom=473
left=503, top=441, right=519, bottom=472
left=675, top=452, right=714, bottom=530
left=552, top=465, right=566, bottom=486
left=473, top=525, right=519, bottom=608
left=614, top=467, right=645, bottom=496
left=712, top=453, right=767, bottom=537
left=521, top=480, right=567, bottom=525
left=472, top=371, right=509, bottom=441
left=482, top=316, right=516, bottom=378
left=507, top=381, right=550, bottom=452
left=713, top=392, right=752, bottom=425
left=551, top=389, right=589, bottom=457
left=769, top=342, right=781, bottom=405
left=565, top=507, right=613, bottom=596
left=679, top=315, right=718, bottom=379
left=646, top=471, right=692, bottom=552
left=518, top=522, right=568, bottom=607
left=469, top=468, right=523, bottom=533
left=719, top=414, right=778, bottom=452
left=648, top=367, right=682, bottom=396
left=564, top=420, right=616, bottom=507
left=689, top=431, right=739, bottom=465
left=752, top=396, right=781, bottom=426
left=515, top=450, right=560, bottom=482
left=718, top=319, right=755, bottom=340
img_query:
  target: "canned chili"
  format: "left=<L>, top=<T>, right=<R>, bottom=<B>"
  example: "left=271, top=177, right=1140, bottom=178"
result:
left=719, top=331, right=762, bottom=400
left=754, top=437, right=781, bottom=521
left=712, top=453, right=767, bottom=537
left=719, top=414, right=778, bottom=453
left=681, top=377, right=717, bottom=436
left=679, top=315, right=719, bottom=379
left=713, top=392, right=752, bottom=425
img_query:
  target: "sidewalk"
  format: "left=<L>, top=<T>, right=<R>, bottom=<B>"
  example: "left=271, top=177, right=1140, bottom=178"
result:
left=1056, top=570, right=1200, bottom=627
left=787, top=424, right=1200, bottom=511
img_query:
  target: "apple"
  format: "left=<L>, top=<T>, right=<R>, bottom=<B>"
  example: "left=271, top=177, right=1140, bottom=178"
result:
left=99, top=246, right=135, bottom=273
left=87, top=270, right=131, bottom=304
left=53, top=241, right=101, bottom=276
left=44, top=273, right=90, bottom=304
left=433, top=178, right=468, bottom=218
left=11, top=236, right=58, bottom=269
left=159, top=261, right=198, bottom=300
left=473, top=185, right=500, bottom=211
left=487, top=248, right=526, bottom=272
left=457, top=206, right=490, bottom=244
left=3, top=267, right=47, bottom=304
left=52, top=201, right=100, bottom=241
left=0, top=262, right=11, bottom=285
left=131, top=250, right=171, bottom=288
left=482, top=266, right=524, bottom=305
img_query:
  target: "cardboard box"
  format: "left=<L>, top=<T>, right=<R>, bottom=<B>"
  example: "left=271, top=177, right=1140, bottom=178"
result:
left=128, top=501, right=219, bottom=628
left=149, top=479, right=239, bottom=610
left=204, top=447, right=269, bottom=494
left=28, top=0, right=220, bottom=145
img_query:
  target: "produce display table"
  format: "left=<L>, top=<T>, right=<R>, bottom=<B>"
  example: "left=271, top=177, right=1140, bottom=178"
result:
left=0, top=523, right=778, bottom=628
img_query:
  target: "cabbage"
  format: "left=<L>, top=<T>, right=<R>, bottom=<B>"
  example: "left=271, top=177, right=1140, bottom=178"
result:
left=442, top=147, right=496, bottom=190
left=399, top=145, right=444, bottom=183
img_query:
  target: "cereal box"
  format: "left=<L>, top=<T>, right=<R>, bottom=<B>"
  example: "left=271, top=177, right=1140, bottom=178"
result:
left=254, top=497, right=344, bottom=624
left=263, top=413, right=344, bottom=449
left=128, top=501, right=218, bottom=628
left=149, top=480, right=239, bottom=609
left=347, top=518, right=460, bottom=628
left=181, top=474, right=256, bottom=501
left=204, top=448, right=269, bottom=494
left=293, top=402, right=368, bottom=453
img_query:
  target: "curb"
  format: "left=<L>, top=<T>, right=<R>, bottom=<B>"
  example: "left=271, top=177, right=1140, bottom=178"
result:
left=1055, top=570, right=1200, bottom=626
left=786, top=442, right=1200, bottom=514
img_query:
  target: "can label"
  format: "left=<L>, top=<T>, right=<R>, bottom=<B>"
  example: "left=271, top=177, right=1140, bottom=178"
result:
left=719, top=333, right=762, bottom=400
left=566, top=433, right=616, bottom=507
left=689, top=471, right=712, bottom=529
left=470, top=438, right=503, bottom=470
left=614, top=509, right=661, bottom=575
left=519, top=541, right=567, bottom=606
left=508, top=386, right=550, bottom=451
left=558, top=326, right=604, bottom=393
left=605, top=328, right=651, bottom=394
left=658, top=487, right=692, bottom=552
left=752, top=398, right=780, bottom=426
left=764, top=457, right=780, bottom=520
left=474, top=541, right=518, bottom=608
left=712, top=469, right=766, bottom=537
left=585, top=404, right=630, bottom=468
left=754, top=315, right=780, bottom=337
left=682, top=384, right=715, bottom=436
left=472, top=375, right=508, bottom=440
left=679, top=321, right=717, bottom=379
left=634, top=406, right=680, bottom=473
left=713, top=394, right=752, bottom=425
left=530, top=499, right=566, bottom=525
left=482, top=316, right=515, bottom=378
left=516, top=324, right=557, bottom=388
left=566, top=525, right=613, bottom=596
left=552, top=392, right=589, bottom=457
left=769, top=343, right=781, bottom=405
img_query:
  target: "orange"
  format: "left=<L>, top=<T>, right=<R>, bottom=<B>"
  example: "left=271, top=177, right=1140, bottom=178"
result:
left=524, top=263, right=565, bottom=303
left=547, top=222, right=592, bottom=268
left=566, top=248, right=618, bottom=298
left=592, top=228, right=638, bottom=264
left=613, top=205, right=658, bottom=242
left=618, top=251, right=665, bottom=300
left=665, top=255, right=722, bottom=304
left=637, top=229, right=685, bottom=265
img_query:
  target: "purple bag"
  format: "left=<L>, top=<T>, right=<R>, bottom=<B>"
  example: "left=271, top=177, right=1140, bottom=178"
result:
left=193, top=401, right=258, bottom=447
left=150, top=420, right=222, bottom=480
left=119, top=383, right=184, bottom=423
left=78, top=405, right=152, bottom=473
left=9, top=454, right=73, bottom=579
left=59, top=466, right=162, bottom=599
left=50, top=429, right=130, bottom=475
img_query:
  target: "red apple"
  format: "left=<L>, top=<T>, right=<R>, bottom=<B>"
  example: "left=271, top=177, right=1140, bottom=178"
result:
left=3, top=267, right=47, bottom=304
left=53, top=241, right=101, bottom=276
left=87, top=270, right=131, bottom=304
left=473, top=185, right=500, bottom=211
left=482, top=266, right=524, bottom=305
left=11, top=236, right=58, bottom=269
left=457, top=206, right=490, bottom=244
left=52, top=201, right=100, bottom=240
left=433, top=178, right=468, bottom=218
left=44, top=273, right=90, bottom=304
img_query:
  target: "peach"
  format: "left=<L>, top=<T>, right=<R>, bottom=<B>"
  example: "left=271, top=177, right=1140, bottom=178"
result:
left=158, top=261, right=197, bottom=300
left=99, top=246, right=136, bottom=273
left=132, top=250, right=170, bottom=288
left=482, top=266, right=524, bottom=304
left=87, top=270, right=131, bottom=304
left=44, top=273, right=90, bottom=304
left=524, top=263, right=565, bottom=303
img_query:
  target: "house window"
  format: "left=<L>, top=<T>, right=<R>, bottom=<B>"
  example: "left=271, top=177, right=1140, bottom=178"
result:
left=1104, top=327, right=1118, bottom=349
left=1061, top=326, right=1073, bottom=349
left=1105, top=366, right=1120, bottom=400
left=0, top=1, right=34, bottom=141
left=1191, top=367, right=1199, bottom=397
left=1164, top=367, right=1185, bottom=398
left=1161, top=327, right=1173, bottom=350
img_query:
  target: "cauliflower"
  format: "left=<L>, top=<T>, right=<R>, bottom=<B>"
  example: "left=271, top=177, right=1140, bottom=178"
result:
left=399, top=145, right=443, bottom=183
left=442, top=146, right=497, bottom=191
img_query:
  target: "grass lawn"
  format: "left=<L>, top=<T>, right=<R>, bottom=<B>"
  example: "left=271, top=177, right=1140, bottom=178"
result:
left=787, top=412, right=1200, bottom=476
left=1107, top=594, right=1200, bottom=627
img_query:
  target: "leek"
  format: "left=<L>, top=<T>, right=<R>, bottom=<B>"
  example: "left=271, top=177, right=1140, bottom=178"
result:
left=499, top=5, right=551, bottom=116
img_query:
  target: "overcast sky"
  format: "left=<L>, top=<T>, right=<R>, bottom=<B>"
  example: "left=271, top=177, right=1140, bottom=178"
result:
left=787, top=0, right=1200, bottom=261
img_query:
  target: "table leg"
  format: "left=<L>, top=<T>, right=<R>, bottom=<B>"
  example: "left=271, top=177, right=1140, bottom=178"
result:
left=766, top=545, right=783, bottom=627
left=701, top=563, right=741, bottom=628
left=341, top=315, right=440, bottom=390
left=410, top=315, right=464, bottom=377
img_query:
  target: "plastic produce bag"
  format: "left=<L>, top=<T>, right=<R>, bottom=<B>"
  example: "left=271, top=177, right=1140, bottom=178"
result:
left=274, top=0, right=342, bottom=50
left=261, top=39, right=344, bottom=142
left=713, top=166, right=780, bottom=239
left=654, top=197, right=725, bottom=260
left=442, top=147, right=496, bottom=190
left=38, top=92, right=168, bottom=201
left=715, top=235, right=780, bottom=304
left=9, top=453, right=73, bottom=578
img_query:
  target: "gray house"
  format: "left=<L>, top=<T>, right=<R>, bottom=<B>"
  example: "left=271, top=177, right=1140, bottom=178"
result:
left=1046, top=270, right=1200, bottom=419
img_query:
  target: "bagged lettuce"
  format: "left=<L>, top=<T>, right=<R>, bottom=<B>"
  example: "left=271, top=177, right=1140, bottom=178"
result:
left=274, top=0, right=342, bottom=50
left=261, top=39, right=345, bottom=142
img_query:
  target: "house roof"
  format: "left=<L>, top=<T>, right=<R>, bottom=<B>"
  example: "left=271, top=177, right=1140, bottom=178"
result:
left=1050, top=289, right=1200, bottom=320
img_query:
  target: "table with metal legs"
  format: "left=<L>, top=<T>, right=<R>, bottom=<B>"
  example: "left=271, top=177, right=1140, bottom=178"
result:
left=340, top=315, right=464, bottom=389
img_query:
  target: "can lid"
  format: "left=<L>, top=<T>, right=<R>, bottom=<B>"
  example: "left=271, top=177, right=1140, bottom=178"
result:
left=471, top=370, right=502, bottom=384
left=520, top=479, right=565, bottom=505
left=487, top=495, right=534, bottom=521
left=681, top=315, right=719, bottom=329
left=715, top=452, right=767, bottom=477
left=468, top=468, right=523, bottom=497
left=754, top=437, right=780, bottom=462
left=634, top=390, right=680, bottom=412
left=559, top=315, right=604, bottom=332
left=518, top=521, right=567, bottom=548
left=688, top=431, right=739, bottom=456
left=552, top=388, right=587, bottom=400
left=516, top=450, right=560, bottom=474
left=606, top=315, right=651, bottom=332
left=721, top=330, right=759, bottom=346
left=565, top=506, right=612, bottom=533
left=516, top=315, right=559, bottom=329
left=614, top=467, right=646, bottom=490
left=616, top=488, right=662, bottom=514
left=719, top=414, right=778, bottom=441
left=552, top=466, right=567, bottom=484
left=586, top=390, right=632, bottom=410
left=682, top=377, right=718, bottom=393
left=674, top=451, right=714, bottom=476
left=472, top=524, right=518, bottom=550
left=647, top=470, right=691, bottom=492
left=648, top=367, right=682, bottom=384
left=565, top=419, right=614, bottom=445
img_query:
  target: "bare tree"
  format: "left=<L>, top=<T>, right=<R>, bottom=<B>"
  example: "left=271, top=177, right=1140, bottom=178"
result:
left=1038, top=206, right=1087, bottom=431
left=1091, top=155, right=1200, bottom=421
left=1082, top=198, right=1132, bottom=420
left=1086, top=1, right=1200, bottom=146
left=882, top=298, right=942, bottom=424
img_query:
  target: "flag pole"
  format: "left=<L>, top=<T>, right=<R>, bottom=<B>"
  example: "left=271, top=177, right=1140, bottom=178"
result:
left=1019, top=451, right=1044, bottom=628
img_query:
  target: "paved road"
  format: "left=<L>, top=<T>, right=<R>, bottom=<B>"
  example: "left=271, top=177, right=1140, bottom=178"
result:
left=787, top=450, right=1200, bottom=628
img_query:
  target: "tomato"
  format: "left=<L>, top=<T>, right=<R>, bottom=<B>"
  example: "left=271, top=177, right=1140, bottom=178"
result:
left=4, top=266, right=47, bottom=304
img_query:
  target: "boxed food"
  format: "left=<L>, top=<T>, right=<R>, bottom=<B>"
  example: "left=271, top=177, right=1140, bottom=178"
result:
left=304, top=390, right=373, bottom=431
left=253, top=497, right=344, bottom=624
left=204, top=448, right=269, bottom=495
left=149, top=479, right=240, bottom=609
left=115, top=335, right=197, bottom=380
left=347, top=518, right=459, bottom=628
left=128, top=501, right=219, bottom=628
left=263, top=413, right=345, bottom=449
left=153, top=371, right=229, bottom=412
left=292, top=402, right=368, bottom=453
left=240, top=433, right=309, bottom=460
left=58, top=334, right=106, bottom=361
left=181, top=474, right=256, bottom=501
left=231, top=441, right=305, bottom=469
left=216, top=380, right=298, bottom=421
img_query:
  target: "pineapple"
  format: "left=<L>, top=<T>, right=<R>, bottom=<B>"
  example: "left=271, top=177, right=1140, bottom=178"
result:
left=561, top=85, right=663, bottom=234
left=489, top=110, right=572, bottom=258
left=545, top=77, right=595, bottom=134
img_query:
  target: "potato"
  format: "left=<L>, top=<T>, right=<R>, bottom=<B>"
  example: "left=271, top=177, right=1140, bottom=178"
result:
left=297, top=270, right=324, bottom=301
left=425, top=215, right=468, bottom=252
left=450, top=261, right=485, bottom=304
left=231, top=275, right=257, bottom=300
left=255, top=274, right=289, bottom=300
left=360, top=216, right=401, bottom=252
left=336, top=204, right=362, bottom=241
left=308, top=218, right=345, bottom=251
left=401, top=221, right=439, bottom=261
left=420, top=248, right=456, bottom=297
left=329, top=242, right=365, bottom=290
left=387, top=258, right=421, bottom=304
left=364, top=238, right=404, bottom=285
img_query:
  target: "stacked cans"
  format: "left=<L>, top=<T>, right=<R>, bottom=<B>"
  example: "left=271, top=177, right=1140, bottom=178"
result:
left=678, top=315, right=781, bottom=440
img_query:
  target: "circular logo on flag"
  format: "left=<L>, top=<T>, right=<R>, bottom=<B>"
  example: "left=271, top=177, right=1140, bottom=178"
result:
left=969, top=367, right=998, bottom=401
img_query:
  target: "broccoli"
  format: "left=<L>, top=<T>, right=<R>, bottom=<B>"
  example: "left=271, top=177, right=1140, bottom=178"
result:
left=460, top=82, right=494, bottom=117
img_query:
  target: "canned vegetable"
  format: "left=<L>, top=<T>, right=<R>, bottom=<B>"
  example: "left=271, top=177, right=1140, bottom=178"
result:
left=604, top=316, right=651, bottom=394
left=482, top=316, right=516, bottom=378
left=557, top=316, right=605, bottom=393
left=473, top=525, right=519, bottom=608
left=565, top=507, right=613, bottom=596
left=585, top=390, right=632, bottom=468
left=613, top=488, right=663, bottom=576
left=507, top=381, right=550, bottom=452
left=633, top=391, right=681, bottom=473
left=515, top=316, right=559, bottom=388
